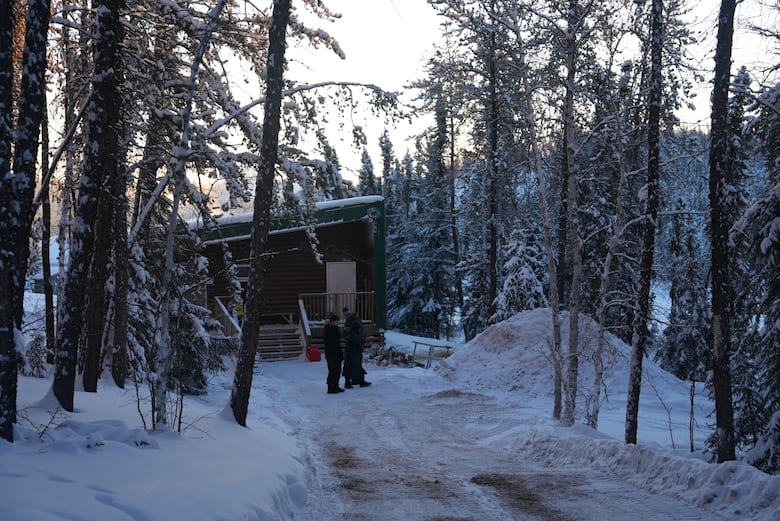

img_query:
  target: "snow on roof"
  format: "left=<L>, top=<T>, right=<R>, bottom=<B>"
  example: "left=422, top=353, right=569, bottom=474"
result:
left=191, top=195, right=384, bottom=229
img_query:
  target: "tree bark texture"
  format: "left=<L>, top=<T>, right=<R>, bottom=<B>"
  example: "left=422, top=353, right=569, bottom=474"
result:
left=40, top=101, right=56, bottom=362
left=486, top=2, right=500, bottom=323
left=152, top=0, right=227, bottom=428
left=589, top=105, right=629, bottom=429
left=0, top=0, right=18, bottom=444
left=82, top=191, right=113, bottom=392
left=563, top=0, right=582, bottom=427
left=54, top=0, right=121, bottom=411
left=556, top=173, right=568, bottom=308
left=625, top=0, right=663, bottom=445
left=0, top=0, right=51, bottom=441
left=230, top=0, right=292, bottom=427
left=110, top=164, right=130, bottom=388
left=449, top=116, right=464, bottom=311
left=708, top=0, right=737, bottom=463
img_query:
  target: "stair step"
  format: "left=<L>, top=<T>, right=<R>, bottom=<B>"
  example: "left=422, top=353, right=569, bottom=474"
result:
left=255, top=324, right=304, bottom=362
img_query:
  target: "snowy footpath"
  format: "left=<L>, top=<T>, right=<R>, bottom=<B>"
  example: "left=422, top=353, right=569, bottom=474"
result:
left=254, top=360, right=732, bottom=521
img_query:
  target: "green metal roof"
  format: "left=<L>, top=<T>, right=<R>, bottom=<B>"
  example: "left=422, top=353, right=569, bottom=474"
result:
left=197, top=196, right=384, bottom=243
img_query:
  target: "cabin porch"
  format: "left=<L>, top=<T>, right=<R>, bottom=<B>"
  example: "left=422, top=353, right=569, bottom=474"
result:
left=210, top=291, right=384, bottom=361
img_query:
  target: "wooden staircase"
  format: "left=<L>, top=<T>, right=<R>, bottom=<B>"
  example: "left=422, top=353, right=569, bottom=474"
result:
left=256, top=324, right=305, bottom=361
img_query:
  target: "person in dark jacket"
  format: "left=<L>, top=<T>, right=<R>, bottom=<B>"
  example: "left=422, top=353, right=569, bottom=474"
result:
left=323, top=314, right=345, bottom=394
left=343, top=313, right=371, bottom=388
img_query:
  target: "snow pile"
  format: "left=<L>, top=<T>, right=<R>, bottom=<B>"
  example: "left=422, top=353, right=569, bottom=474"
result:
left=435, top=307, right=780, bottom=521
left=438, top=308, right=697, bottom=410
left=437, top=308, right=628, bottom=396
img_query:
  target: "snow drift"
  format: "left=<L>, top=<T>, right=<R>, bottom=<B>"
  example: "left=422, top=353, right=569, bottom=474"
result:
left=435, top=308, right=780, bottom=520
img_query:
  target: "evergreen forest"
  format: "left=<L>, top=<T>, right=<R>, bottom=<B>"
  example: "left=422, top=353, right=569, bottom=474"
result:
left=0, top=0, right=778, bottom=474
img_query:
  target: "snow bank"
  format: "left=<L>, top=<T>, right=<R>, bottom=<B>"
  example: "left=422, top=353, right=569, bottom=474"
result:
left=521, top=427, right=780, bottom=521
left=2, top=377, right=307, bottom=521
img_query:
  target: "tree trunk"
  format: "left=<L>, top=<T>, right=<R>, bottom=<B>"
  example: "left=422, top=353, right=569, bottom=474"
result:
left=486, top=0, right=500, bottom=322
left=449, top=115, right=464, bottom=311
left=556, top=174, right=568, bottom=309
left=12, top=0, right=50, bottom=328
left=589, top=104, right=629, bottom=429
left=82, top=191, right=113, bottom=392
left=40, top=101, right=56, bottom=363
left=689, top=380, right=695, bottom=452
left=0, top=0, right=51, bottom=441
left=0, top=0, right=17, bottom=444
left=109, top=165, right=130, bottom=388
left=505, top=8, right=564, bottom=420
left=563, top=0, right=582, bottom=427
left=230, top=0, right=292, bottom=427
left=152, top=0, right=228, bottom=428
left=708, top=0, right=737, bottom=463
left=54, top=0, right=121, bottom=411
left=625, top=0, right=663, bottom=445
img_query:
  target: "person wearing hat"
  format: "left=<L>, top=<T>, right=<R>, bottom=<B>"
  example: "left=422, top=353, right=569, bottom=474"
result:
left=342, top=313, right=371, bottom=388
left=324, top=314, right=345, bottom=394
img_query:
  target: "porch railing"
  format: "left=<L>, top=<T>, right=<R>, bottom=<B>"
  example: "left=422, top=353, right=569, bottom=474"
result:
left=298, top=298, right=312, bottom=348
left=213, top=296, right=241, bottom=336
left=298, top=291, right=374, bottom=324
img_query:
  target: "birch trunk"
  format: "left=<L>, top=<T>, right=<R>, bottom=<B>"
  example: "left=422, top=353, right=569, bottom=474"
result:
left=588, top=108, right=628, bottom=430
left=487, top=0, right=500, bottom=322
left=449, top=115, right=464, bottom=310
left=625, top=0, right=663, bottom=445
left=152, top=0, right=227, bottom=428
left=562, top=0, right=583, bottom=427
left=502, top=6, right=564, bottom=419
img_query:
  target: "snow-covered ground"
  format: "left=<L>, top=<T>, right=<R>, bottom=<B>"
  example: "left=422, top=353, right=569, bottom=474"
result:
left=2, top=309, right=778, bottom=520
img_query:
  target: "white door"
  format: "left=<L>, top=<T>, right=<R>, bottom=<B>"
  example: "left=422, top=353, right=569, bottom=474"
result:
left=326, top=262, right=356, bottom=317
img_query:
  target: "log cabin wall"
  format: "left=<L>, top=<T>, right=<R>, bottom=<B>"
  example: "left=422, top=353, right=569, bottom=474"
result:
left=205, top=220, right=375, bottom=324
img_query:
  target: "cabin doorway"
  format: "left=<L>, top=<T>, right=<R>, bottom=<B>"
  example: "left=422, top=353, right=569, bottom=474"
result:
left=326, top=261, right=356, bottom=317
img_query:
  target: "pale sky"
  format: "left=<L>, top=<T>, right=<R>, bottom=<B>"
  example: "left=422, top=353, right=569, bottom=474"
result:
left=677, top=0, right=779, bottom=127
left=285, top=0, right=778, bottom=173
left=292, top=0, right=442, bottom=91
left=287, top=0, right=443, bottom=176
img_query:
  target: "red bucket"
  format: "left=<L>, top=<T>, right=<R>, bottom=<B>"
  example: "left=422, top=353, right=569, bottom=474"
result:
left=306, top=346, right=321, bottom=362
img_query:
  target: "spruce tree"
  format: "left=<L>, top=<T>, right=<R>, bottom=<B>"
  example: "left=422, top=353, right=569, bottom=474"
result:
left=735, top=79, right=780, bottom=467
left=491, top=225, right=547, bottom=323
left=656, top=199, right=710, bottom=382
left=357, top=148, right=379, bottom=196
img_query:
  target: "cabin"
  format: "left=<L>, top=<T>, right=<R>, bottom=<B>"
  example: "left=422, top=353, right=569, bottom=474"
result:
left=199, top=196, right=386, bottom=360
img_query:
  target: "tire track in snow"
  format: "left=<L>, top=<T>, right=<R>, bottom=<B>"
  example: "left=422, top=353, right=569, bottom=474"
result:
left=253, top=363, right=726, bottom=521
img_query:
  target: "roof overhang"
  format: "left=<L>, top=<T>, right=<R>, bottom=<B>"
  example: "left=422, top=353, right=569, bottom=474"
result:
left=196, top=196, right=384, bottom=245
